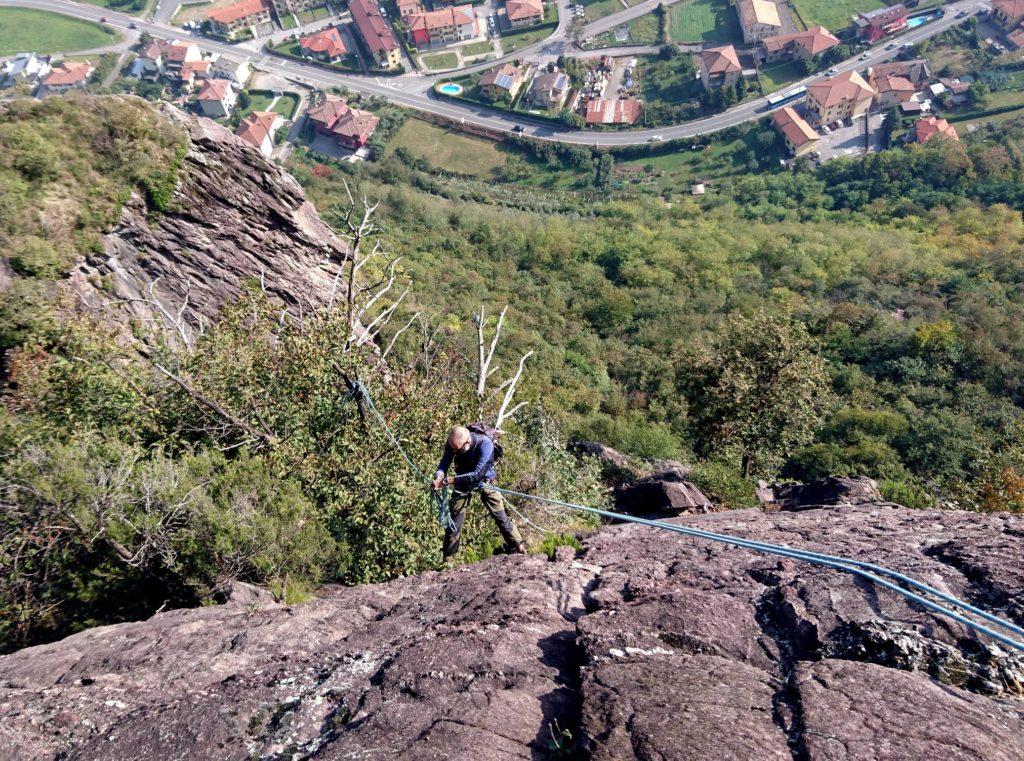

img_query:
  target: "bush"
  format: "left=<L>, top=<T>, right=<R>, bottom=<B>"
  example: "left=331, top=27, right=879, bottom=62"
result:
left=8, top=236, right=69, bottom=279
left=689, top=461, right=759, bottom=509
left=879, top=479, right=934, bottom=510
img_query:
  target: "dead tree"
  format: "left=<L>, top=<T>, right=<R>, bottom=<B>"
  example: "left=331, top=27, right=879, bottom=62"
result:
left=473, top=305, right=534, bottom=430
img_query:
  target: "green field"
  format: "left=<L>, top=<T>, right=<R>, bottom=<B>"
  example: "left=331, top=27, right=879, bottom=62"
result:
left=790, top=0, right=882, bottom=31
left=387, top=119, right=507, bottom=178
left=584, top=10, right=660, bottom=48
left=582, top=0, right=627, bottom=22
left=421, top=51, right=459, bottom=70
left=0, top=8, right=121, bottom=56
left=639, top=54, right=703, bottom=107
left=78, top=0, right=148, bottom=15
left=500, top=4, right=558, bottom=50
left=947, top=89, right=1024, bottom=128
left=273, top=92, right=300, bottom=119
left=758, top=59, right=808, bottom=93
left=460, top=40, right=495, bottom=57
left=297, top=4, right=332, bottom=22
left=667, top=0, right=741, bottom=43
left=280, top=14, right=298, bottom=29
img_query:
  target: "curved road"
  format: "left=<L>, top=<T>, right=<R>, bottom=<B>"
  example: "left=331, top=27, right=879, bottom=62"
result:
left=0, top=0, right=987, bottom=144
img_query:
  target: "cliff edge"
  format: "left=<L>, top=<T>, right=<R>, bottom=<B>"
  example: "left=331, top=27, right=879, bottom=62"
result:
left=1, top=504, right=1022, bottom=760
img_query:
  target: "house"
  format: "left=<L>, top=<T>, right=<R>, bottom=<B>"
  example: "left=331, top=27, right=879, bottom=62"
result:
left=37, top=61, right=93, bottom=95
left=870, top=72, right=916, bottom=107
left=899, top=100, right=924, bottom=115
left=733, top=0, right=782, bottom=44
left=772, top=106, right=819, bottom=156
left=759, top=26, right=839, bottom=62
left=195, top=78, right=237, bottom=117
left=525, top=70, right=569, bottom=110
left=406, top=7, right=478, bottom=47
left=479, top=63, right=526, bottom=101
left=179, top=60, right=212, bottom=90
left=305, top=92, right=380, bottom=149
left=299, top=27, right=348, bottom=62
left=914, top=115, right=958, bottom=143
left=868, top=58, right=931, bottom=86
left=207, top=0, right=272, bottom=38
left=854, top=4, right=907, bottom=42
left=699, top=45, right=741, bottom=90
left=349, top=0, right=402, bottom=69
left=1009, top=25, right=1024, bottom=48
left=992, top=0, right=1024, bottom=29
left=805, top=70, right=875, bottom=125
left=584, top=98, right=642, bottom=125
left=133, top=38, right=202, bottom=80
left=235, top=110, right=284, bottom=157
left=505, top=0, right=544, bottom=29
left=1, top=52, right=51, bottom=88
left=211, top=57, right=252, bottom=84
left=397, top=0, right=423, bottom=17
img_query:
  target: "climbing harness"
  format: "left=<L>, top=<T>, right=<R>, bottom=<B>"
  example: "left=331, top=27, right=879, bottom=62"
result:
left=346, top=380, right=1024, bottom=654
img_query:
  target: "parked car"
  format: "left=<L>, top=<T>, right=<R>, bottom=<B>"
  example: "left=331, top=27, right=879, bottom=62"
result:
left=512, top=124, right=524, bottom=132
left=826, top=68, right=838, bottom=76
left=821, top=124, right=831, bottom=134
left=128, top=21, right=137, bottom=28
left=649, top=135, right=663, bottom=142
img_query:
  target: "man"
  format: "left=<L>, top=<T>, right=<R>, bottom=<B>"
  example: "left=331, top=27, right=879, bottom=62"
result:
left=432, top=425, right=526, bottom=561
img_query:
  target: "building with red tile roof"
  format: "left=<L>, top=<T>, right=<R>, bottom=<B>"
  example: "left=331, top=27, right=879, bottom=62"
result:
left=479, top=63, right=526, bottom=101
left=349, top=0, right=402, bottom=69
left=195, top=78, right=237, bottom=117
left=406, top=6, right=478, bottom=47
left=914, top=115, right=958, bottom=143
left=871, top=73, right=917, bottom=107
left=300, top=27, right=348, bottom=61
left=208, top=0, right=272, bottom=38
left=772, top=106, right=819, bottom=156
left=993, top=0, right=1024, bottom=28
left=505, top=0, right=544, bottom=28
left=584, top=98, right=642, bottom=125
left=759, top=26, right=839, bottom=62
left=305, top=92, right=380, bottom=150
left=179, top=60, right=211, bottom=90
left=235, top=110, right=284, bottom=157
left=854, top=4, right=907, bottom=42
left=397, top=0, right=423, bottom=17
left=699, top=45, right=741, bottom=89
left=805, top=70, right=875, bottom=125
left=38, top=61, right=92, bottom=94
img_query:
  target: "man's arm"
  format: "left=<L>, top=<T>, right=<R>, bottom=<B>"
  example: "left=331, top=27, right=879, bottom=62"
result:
left=452, top=438, right=493, bottom=488
left=435, top=446, right=453, bottom=481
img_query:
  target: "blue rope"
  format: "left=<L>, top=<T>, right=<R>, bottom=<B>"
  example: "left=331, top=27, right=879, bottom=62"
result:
left=490, top=486, right=1024, bottom=654
left=345, top=379, right=1024, bottom=653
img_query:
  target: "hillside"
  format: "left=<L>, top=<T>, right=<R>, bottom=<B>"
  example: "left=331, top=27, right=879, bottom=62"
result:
left=1, top=502, right=1022, bottom=759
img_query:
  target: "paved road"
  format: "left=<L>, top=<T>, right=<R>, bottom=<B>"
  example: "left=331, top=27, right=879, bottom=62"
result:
left=0, top=0, right=988, bottom=145
left=579, top=0, right=683, bottom=39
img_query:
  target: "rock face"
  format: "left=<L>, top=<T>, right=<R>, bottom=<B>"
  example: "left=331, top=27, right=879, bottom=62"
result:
left=774, top=476, right=884, bottom=511
left=2, top=504, right=1024, bottom=760
left=614, top=466, right=714, bottom=516
left=70, top=104, right=347, bottom=329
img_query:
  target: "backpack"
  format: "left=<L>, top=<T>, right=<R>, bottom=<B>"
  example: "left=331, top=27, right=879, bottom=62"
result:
left=467, top=421, right=504, bottom=463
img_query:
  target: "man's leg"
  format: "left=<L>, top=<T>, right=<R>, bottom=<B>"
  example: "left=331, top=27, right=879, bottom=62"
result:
left=443, top=490, right=471, bottom=559
left=479, top=485, right=525, bottom=553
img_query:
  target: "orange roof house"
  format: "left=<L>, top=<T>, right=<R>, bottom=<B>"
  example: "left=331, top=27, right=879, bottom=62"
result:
left=235, top=110, right=284, bottom=156
left=914, top=115, right=958, bottom=143
left=805, top=70, right=875, bottom=124
left=506, top=0, right=544, bottom=27
left=40, top=60, right=92, bottom=89
left=760, top=26, right=840, bottom=60
left=299, top=27, right=348, bottom=60
left=772, top=106, right=819, bottom=155
left=584, top=98, right=642, bottom=125
left=699, top=45, right=741, bottom=89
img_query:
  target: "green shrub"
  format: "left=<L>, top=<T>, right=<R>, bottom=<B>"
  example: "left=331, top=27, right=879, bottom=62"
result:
left=879, top=479, right=934, bottom=510
left=8, top=236, right=69, bottom=278
left=689, top=461, right=759, bottom=509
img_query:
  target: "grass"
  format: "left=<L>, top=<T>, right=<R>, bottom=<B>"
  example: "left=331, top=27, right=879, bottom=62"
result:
left=946, top=90, right=1024, bottom=128
left=78, top=0, right=147, bottom=14
left=297, top=5, right=332, bottom=22
left=667, top=0, right=741, bottom=43
left=280, top=14, right=298, bottom=29
left=639, top=54, right=702, bottom=107
left=582, top=0, right=627, bottom=22
left=273, top=92, right=300, bottom=118
left=461, top=39, right=495, bottom=57
left=239, top=91, right=276, bottom=119
left=421, top=51, right=459, bottom=70
left=583, top=10, right=660, bottom=48
left=759, top=59, right=808, bottom=93
left=616, top=136, right=756, bottom=191
left=789, top=0, right=883, bottom=32
left=500, top=4, right=558, bottom=50
left=387, top=119, right=507, bottom=178
left=0, top=8, right=121, bottom=56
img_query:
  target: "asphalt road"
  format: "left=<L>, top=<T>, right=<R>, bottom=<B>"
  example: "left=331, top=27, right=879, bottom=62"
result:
left=0, top=0, right=990, bottom=145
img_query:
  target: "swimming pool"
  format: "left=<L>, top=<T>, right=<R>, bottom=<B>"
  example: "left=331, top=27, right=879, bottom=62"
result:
left=437, top=83, right=463, bottom=96
left=907, top=12, right=940, bottom=29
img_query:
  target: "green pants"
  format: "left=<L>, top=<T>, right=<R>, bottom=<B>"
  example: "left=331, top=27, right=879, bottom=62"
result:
left=443, top=485, right=523, bottom=558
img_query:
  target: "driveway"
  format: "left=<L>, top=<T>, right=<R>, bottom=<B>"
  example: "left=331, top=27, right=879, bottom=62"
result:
left=816, top=112, right=886, bottom=161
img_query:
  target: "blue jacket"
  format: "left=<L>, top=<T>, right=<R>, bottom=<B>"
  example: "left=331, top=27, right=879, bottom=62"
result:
left=435, top=433, right=496, bottom=490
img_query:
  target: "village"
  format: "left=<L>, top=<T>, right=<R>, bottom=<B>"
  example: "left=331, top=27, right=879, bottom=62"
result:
left=1, top=0, right=1018, bottom=170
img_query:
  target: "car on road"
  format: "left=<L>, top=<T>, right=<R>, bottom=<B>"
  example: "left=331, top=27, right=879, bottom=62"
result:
left=649, top=135, right=663, bottom=142
left=957, top=10, right=968, bottom=17
left=821, top=124, right=831, bottom=134
left=512, top=125, right=524, bottom=132
left=826, top=68, right=838, bottom=76
left=99, top=16, right=107, bottom=22
left=859, top=52, right=871, bottom=60
left=128, top=21, right=137, bottom=28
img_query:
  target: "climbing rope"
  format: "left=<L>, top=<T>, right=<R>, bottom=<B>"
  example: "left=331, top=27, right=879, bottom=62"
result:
left=345, top=380, right=1024, bottom=654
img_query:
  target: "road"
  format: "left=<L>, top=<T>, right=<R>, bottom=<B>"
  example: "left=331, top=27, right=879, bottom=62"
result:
left=0, top=0, right=989, bottom=145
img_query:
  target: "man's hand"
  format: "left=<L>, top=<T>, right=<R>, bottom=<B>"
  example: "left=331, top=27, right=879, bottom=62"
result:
left=432, top=473, right=445, bottom=491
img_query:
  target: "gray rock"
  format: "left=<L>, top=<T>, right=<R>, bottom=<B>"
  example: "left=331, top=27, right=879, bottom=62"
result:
left=614, top=467, right=714, bottom=516
left=212, top=580, right=279, bottom=608
left=774, top=476, right=884, bottom=511
left=2, top=506, right=1024, bottom=760
left=568, top=439, right=633, bottom=469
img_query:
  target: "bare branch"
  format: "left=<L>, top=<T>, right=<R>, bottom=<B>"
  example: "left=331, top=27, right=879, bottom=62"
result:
left=495, top=350, right=534, bottom=429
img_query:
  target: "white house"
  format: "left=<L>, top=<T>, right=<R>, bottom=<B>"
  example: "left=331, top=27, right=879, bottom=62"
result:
left=37, top=61, right=93, bottom=96
left=234, top=110, right=284, bottom=157
left=195, top=78, right=237, bottom=117
left=210, top=56, right=251, bottom=85
left=1, top=53, right=51, bottom=88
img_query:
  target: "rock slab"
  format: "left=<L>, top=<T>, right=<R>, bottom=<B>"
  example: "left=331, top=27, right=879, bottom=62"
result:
left=2, top=505, right=1023, bottom=760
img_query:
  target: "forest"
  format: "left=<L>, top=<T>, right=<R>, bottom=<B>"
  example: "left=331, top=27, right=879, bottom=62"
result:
left=3, top=95, right=1024, bottom=652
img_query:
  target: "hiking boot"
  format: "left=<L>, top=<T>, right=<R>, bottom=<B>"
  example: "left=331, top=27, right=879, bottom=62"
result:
left=511, top=541, right=528, bottom=555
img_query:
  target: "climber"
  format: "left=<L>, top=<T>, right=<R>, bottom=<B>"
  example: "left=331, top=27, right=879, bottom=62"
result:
left=432, top=425, right=526, bottom=561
